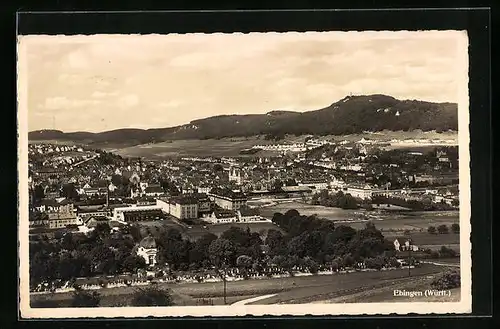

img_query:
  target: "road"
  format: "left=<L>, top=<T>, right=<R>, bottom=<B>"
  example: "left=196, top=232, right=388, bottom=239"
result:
left=421, top=261, right=460, bottom=268
left=231, top=294, right=277, bottom=306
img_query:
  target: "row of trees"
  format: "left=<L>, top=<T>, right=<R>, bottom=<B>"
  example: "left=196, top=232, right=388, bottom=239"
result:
left=311, top=190, right=359, bottom=209
left=31, top=209, right=409, bottom=291
left=371, top=195, right=458, bottom=211
left=427, top=224, right=460, bottom=234
left=30, top=224, right=147, bottom=288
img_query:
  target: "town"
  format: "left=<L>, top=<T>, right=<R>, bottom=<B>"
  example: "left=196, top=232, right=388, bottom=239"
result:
left=27, top=135, right=461, bottom=307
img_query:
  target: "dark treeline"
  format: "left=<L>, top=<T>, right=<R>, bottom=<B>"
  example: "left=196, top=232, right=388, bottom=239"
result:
left=29, top=224, right=147, bottom=289
left=372, top=195, right=458, bottom=211
left=30, top=209, right=402, bottom=288
left=311, top=190, right=359, bottom=209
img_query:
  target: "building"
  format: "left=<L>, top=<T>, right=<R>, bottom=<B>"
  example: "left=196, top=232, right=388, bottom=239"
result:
left=156, top=196, right=198, bottom=220
left=237, top=207, right=264, bottom=222
left=76, top=205, right=110, bottom=222
left=208, top=189, right=248, bottom=211
left=83, top=216, right=109, bottom=229
left=144, top=184, right=164, bottom=197
left=112, top=205, right=164, bottom=222
left=281, top=185, right=313, bottom=197
left=82, top=187, right=108, bottom=197
left=136, top=236, right=158, bottom=266
left=206, top=209, right=238, bottom=224
left=32, top=199, right=79, bottom=229
left=298, top=180, right=329, bottom=191
left=344, top=184, right=374, bottom=200
left=394, top=238, right=419, bottom=252
left=197, top=194, right=212, bottom=215
left=228, top=166, right=243, bottom=185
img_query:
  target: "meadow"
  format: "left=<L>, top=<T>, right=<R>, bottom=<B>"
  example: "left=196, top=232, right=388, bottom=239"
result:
left=96, top=131, right=458, bottom=159
left=30, top=264, right=448, bottom=307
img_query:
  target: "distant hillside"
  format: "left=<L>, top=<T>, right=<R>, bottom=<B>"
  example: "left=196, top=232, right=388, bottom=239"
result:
left=29, top=95, right=458, bottom=145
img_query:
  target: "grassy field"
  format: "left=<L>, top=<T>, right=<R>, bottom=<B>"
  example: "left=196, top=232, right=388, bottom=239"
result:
left=383, top=232, right=460, bottom=246
left=260, top=202, right=459, bottom=231
left=314, top=276, right=461, bottom=303
left=30, top=264, right=448, bottom=307
left=106, top=137, right=277, bottom=158
left=247, top=264, right=446, bottom=305
left=100, top=131, right=458, bottom=159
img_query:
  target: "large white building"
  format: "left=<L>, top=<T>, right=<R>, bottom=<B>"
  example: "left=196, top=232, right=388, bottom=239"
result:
left=136, top=236, right=158, bottom=266
left=208, top=189, right=248, bottom=211
left=112, top=205, right=163, bottom=222
left=156, top=196, right=199, bottom=220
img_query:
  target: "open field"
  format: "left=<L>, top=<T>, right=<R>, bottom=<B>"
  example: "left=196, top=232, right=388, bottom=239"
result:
left=383, top=232, right=460, bottom=246
left=311, top=275, right=461, bottom=303
left=85, top=131, right=459, bottom=159
left=260, top=202, right=459, bottom=231
left=30, top=264, right=447, bottom=307
left=106, top=137, right=279, bottom=158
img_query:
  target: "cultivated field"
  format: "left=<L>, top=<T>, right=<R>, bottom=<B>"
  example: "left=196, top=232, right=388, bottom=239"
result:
left=30, top=264, right=448, bottom=307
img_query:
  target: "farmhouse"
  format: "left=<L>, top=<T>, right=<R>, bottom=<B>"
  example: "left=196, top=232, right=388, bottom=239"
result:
left=393, top=238, right=419, bottom=252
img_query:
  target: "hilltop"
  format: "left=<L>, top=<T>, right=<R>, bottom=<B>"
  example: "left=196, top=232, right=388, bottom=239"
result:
left=29, top=94, right=458, bottom=146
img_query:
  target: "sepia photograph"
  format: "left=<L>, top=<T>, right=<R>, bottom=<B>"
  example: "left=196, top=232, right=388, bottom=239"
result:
left=17, top=30, right=471, bottom=318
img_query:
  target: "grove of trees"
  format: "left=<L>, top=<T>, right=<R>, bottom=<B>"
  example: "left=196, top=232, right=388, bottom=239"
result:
left=311, top=190, right=359, bottom=210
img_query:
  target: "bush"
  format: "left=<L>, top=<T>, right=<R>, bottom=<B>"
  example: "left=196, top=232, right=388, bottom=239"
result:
left=439, top=246, right=457, bottom=258
left=427, top=226, right=437, bottom=234
left=451, top=223, right=460, bottom=234
left=130, top=287, right=174, bottom=306
left=437, top=225, right=449, bottom=234
left=431, top=271, right=460, bottom=290
left=71, top=290, right=100, bottom=307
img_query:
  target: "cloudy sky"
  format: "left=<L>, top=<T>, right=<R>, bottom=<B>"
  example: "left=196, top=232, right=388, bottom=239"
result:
left=19, top=31, right=467, bottom=133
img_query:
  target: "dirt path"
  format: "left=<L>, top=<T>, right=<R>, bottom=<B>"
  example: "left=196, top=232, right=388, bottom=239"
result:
left=231, top=294, right=277, bottom=306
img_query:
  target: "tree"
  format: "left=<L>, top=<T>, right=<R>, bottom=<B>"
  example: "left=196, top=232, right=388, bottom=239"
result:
left=427, top=226, right=437, bottom=234
left=122, top=255, right=147, bottom=273
left=71, top=290, right=100, bottom=307
left=61, top=183, right=79, bottom=201
left=209, top=238, right=236, bottom=267
left=437, top=224, right=449, bottom=234
left=208, top=238, right=235, bottom=304
left=342, top=254, right=355, bottom=268
left=131, top=287, right=174, bottom=306
left=451, top=223, right=460, bottom=234
left=33, top=184, right=45, bottom=203
left=236, top=255, right=253, bottom=278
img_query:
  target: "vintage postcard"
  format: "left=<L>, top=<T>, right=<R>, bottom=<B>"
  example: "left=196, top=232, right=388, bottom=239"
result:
left=17, top=30, right=471, bottom=318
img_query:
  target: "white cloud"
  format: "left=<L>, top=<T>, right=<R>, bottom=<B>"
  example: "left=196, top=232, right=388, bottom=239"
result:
left=158, top=100, right=183, bottom=108
left=43, top=96, right=100, bottom=110
left=119, top=94, right=139, bottom=107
